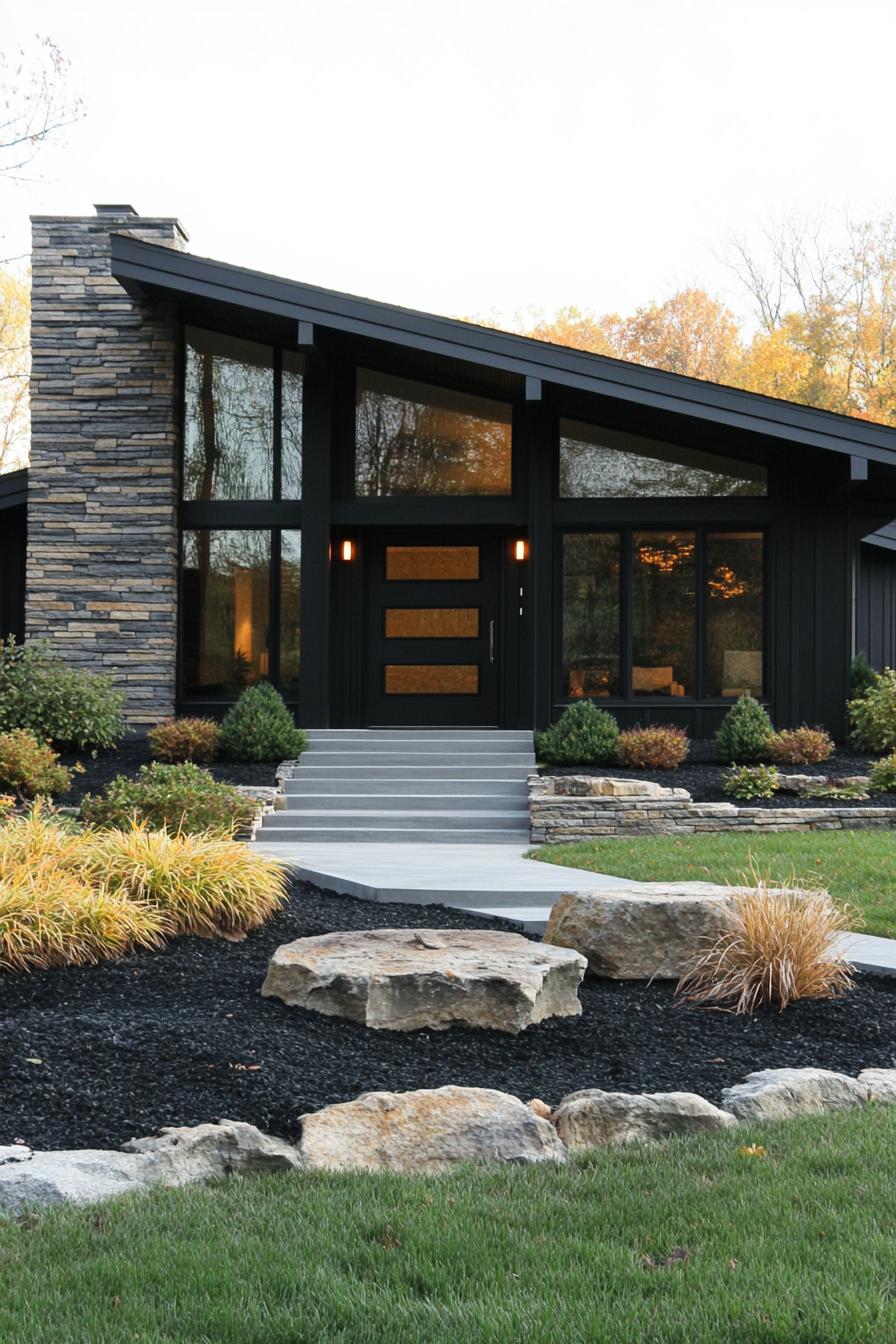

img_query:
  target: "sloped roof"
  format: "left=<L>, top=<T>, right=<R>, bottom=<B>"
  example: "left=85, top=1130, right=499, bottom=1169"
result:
left=110, top=233, right=896, bottom=469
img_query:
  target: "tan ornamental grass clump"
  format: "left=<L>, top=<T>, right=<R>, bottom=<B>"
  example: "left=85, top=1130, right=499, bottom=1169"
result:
left=0, top=824, right=165, bottom=972
left=83, top=825, right=288, bottom=938
left=0, top=805, right=287, bottom=971
left=676, top=870, right=857, bottom=1013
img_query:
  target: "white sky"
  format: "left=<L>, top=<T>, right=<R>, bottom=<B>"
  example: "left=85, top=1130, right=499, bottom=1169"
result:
left=3, top=0, right=896, bottom=327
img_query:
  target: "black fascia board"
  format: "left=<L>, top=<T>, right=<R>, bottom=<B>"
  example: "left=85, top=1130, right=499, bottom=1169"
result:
left=0, top=467, right=27, bottom=509
left=110, top=234, right=896, bottom=468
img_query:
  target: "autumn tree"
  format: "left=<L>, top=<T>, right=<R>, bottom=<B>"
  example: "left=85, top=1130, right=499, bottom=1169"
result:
left=0, top=270, right=28, bottom=472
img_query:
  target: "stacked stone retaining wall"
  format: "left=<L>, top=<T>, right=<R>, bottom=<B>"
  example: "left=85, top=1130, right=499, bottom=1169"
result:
left=529, top=775, right=896, bottom=843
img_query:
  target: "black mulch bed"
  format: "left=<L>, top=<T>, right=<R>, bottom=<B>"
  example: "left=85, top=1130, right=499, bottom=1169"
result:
left=541, top=740, right=890, bottom=808
left=58, top=738, right=278, bottom=806
left=3, top=877, right=896, bottom=1152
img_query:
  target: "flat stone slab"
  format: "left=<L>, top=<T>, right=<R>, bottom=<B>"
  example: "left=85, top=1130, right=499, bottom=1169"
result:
left=261, top=928, right=587, bottom=1033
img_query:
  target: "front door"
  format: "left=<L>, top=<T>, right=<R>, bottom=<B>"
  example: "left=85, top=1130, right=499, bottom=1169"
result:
left=364, top=532, right=503, bottom=726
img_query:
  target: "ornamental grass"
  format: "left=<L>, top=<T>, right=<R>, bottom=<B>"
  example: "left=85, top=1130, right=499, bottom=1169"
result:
left=78, top=826, right=288, bottom=938
left=676, top=874, right=856, bottom=1013
left=0, top=832, right=164, bottom=973
left=0, top=807, right=286, bottom=971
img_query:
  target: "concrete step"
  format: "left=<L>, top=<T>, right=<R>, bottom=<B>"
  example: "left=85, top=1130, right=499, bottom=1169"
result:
left=257, top=827, right=530, bottom=844
left=304, top=739, right=532, bottom=755
left=262, top=808, right=527, bottom=830
left=292, top=766, right=529, bottom=780
left=283, top=777, right=528, bottom=797
left=300, top=751, right=535, bottom=767
left=281, top=793, right=528, bottom=811
left=308, top=731, right=531, bottom=741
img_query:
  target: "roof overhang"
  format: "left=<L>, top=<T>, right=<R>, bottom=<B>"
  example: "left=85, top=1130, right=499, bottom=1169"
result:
left=111, top=234, right=896, bottom=469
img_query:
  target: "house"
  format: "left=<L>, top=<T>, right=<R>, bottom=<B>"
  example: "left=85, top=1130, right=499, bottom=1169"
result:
left=3, top=203, right=896, bottom=736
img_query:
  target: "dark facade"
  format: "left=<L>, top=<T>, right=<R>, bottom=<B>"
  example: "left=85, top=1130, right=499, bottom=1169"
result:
left=0, top=468, right=27, bottom=644
left=18, top=206, right=896, bottom=736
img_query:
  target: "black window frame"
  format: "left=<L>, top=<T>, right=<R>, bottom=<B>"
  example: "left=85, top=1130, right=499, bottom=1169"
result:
left=555, top=524, right=768, bottom=706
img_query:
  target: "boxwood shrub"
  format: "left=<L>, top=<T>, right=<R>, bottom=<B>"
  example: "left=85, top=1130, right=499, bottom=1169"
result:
left=535, top=701, right=619, bottom=766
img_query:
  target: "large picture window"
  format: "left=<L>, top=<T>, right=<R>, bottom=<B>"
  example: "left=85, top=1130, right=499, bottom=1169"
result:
left=561, top=529, right=764, bottom=701
left=559, top=419, right=767, bottom=498
left=180, top=529, right=301, bottom=700
left=355, top=369, right=512, bottom=497
left=183, top=329, right=303, bottom=501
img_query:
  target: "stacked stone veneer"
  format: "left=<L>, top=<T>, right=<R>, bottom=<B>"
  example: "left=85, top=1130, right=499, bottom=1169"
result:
left=529, top=774, right=896, bottom=842
left=27, top=207, right=188, bottom=725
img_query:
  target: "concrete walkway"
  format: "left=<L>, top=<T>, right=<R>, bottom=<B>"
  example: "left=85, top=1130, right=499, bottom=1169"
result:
left=251, top=838, right=896, bottom=974
left=251, top=840, right=618, bottom=932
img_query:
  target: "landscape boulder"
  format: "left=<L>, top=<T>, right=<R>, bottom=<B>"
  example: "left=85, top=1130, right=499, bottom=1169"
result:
left=0, top=1121, right=299, bottom=1214
left=262, top=928, right=586, bottom=1032
left=543, top=883, right=741, bottom=979
left=553, top=1088, right=737, bottom=1148
left=297, top=1086, right=568, bottom=1172
left=0, top=1149, right=154, bottom=1215
left=122, top=1120, right=300, bottom=1183
left=721, top=1068, right=869, bottom=1122
left=857, top=1068, right=896, bottom=1103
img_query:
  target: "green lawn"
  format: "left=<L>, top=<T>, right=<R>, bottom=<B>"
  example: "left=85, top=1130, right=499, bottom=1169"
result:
left=2, top=1110, right=896, bottom=1342
left=530, top=829, right=896, bottom=938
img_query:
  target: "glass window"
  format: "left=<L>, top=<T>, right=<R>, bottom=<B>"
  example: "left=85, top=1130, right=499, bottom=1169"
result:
left=183, top=329, right=274, bottom=500
left=181, top=530, right=271, bottom=696
left=632, top=532, right=696, bottom=696
left=280, top=531, right=301, bottom=699
left=281, top=351, right=304, bottom=500
left=705, top=532, right=763, bottom=696
left=355, top=370, right=512, bottom=496
left=559, top=419, right=767, bottom=498
left=562, top=534, right=621, bottom=699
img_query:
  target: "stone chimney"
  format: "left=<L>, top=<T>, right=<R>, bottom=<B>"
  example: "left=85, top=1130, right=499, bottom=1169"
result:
left=27, top=205, right=189, bottom=726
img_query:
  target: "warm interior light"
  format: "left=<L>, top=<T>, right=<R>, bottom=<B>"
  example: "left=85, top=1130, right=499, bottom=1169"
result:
left=514, top=539, right=528, bottom=561
left=341, top=539, right=355, bottom=562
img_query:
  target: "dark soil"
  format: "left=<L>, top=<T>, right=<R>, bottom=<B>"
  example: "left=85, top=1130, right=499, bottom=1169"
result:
left=3, top=878, right=895, bottom=1151
left=58, top=738, right=278, bottom=806
left=541, top=740, right=889, bottom=808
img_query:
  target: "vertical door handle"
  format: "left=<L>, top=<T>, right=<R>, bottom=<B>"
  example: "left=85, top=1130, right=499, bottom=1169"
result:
left=489, top=619, right=495, bottom=664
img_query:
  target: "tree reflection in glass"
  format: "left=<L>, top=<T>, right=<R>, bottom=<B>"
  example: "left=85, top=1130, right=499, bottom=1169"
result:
left=355, top=369, right=512, bottom=496
left=559, top=420, right=767, bottom=498
left=632, top=532, right=697, bottom=696
left=561, top=533, right=621, bottom=698
left=183, top=329, right=274, bottom=500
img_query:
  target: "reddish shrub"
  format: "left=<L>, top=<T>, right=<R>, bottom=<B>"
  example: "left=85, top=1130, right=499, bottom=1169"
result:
left=766, top=726, right=834, bottom=766
left=148, top=717, right=220, bottom=764
left=616, top=725, right=689, bottom=771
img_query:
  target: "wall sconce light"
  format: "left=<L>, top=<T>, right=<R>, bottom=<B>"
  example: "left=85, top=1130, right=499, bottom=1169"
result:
left=513, top=539, right=528, bottom=562
left=340, top=539, right=355, bottom=562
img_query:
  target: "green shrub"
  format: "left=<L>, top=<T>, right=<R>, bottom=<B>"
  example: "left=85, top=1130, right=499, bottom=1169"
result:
left=218, top=683, right=307, bottom=763
left=849, top=668, right=896, bottom=755
left=766, top=726, right=834, bottom=766
left=535, top=701, right=619, bottom=766
left=148, top=717, right=220, bottom=764
left=0, top=637, right=126, bottom=751
left=722, top=764, right=781, bottom=800
left=80, top=763, right=256, bottom=836
left=0, top=729, right=77, bottom=799
left=850, top=650, right=878, bottom=700
left=616, top=725, right=689, bottom=770
left=715, top=694, right=774, bottom=763
left=869, top=753, right=896, bottom=793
